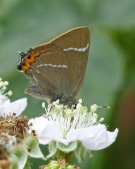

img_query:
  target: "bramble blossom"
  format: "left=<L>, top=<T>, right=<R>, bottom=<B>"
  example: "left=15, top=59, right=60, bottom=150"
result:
left=29, top=100, right=118, bottom=161
left=0, top=78, right=27, bottom=116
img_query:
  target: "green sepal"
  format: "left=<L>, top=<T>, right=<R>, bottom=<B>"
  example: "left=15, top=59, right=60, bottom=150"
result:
left=23, top=134, right=44, bottom=159
left=57, top=141, right=77, bottom=153
left=9, top=144, right=28, bottom=169
left=46, top=141, right=57, bottom=159
left=74, top=141, right=87, bottom=163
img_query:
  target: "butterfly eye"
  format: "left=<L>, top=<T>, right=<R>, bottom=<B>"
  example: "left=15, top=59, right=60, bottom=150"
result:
left=17, top=64, right=23, bottom=71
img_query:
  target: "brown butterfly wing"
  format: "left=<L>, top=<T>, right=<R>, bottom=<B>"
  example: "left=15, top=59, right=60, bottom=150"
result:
left=25, top=27, right=90, bottom=103
left=26, top=44, right=71, bottom=101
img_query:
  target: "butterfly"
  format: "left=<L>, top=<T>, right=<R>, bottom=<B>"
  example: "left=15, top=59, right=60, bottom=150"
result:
left=17, top=26, right=90, bottom=106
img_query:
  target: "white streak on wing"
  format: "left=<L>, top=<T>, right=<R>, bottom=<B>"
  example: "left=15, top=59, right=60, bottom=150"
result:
left=33, top=74, right=39, bottom=85
left=63, top=43, right=89, bottom=52
left=37, top=64, right=68, bottom=68
left=29, top=67, right=39, bottom=73
left=29, top=69, right=39, bottom=86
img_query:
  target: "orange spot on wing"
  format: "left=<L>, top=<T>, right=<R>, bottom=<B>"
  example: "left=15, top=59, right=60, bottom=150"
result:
left=25, top=56, right=34, bottom=63
left=23, top=52, right=40, bottom=72
left=22, top=65, right=30, bottom=71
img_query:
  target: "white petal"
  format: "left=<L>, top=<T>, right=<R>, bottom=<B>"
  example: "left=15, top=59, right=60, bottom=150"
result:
left=29, top=116, right=52, bottom=144
left=67, top=124, right=118, bottom=150
left=30, top=116, right=67, bottom=145
left=0, top=98, right=27, bottom=116
left=39, top=122, right=67, bottom=145
left=29, top=116, right=48, bottom=135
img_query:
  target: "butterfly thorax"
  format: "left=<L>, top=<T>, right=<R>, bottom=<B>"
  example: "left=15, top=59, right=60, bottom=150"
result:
left=51, top=94, right=77, bottom=107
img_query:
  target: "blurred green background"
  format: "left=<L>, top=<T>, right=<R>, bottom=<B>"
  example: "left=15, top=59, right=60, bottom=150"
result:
left=0, top=0, right=135, bottom=168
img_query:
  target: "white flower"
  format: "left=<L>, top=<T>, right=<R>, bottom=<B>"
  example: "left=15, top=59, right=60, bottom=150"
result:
left=29, top=100, right=118, bottom=157
left=0, top=78, right=27, bottom=116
